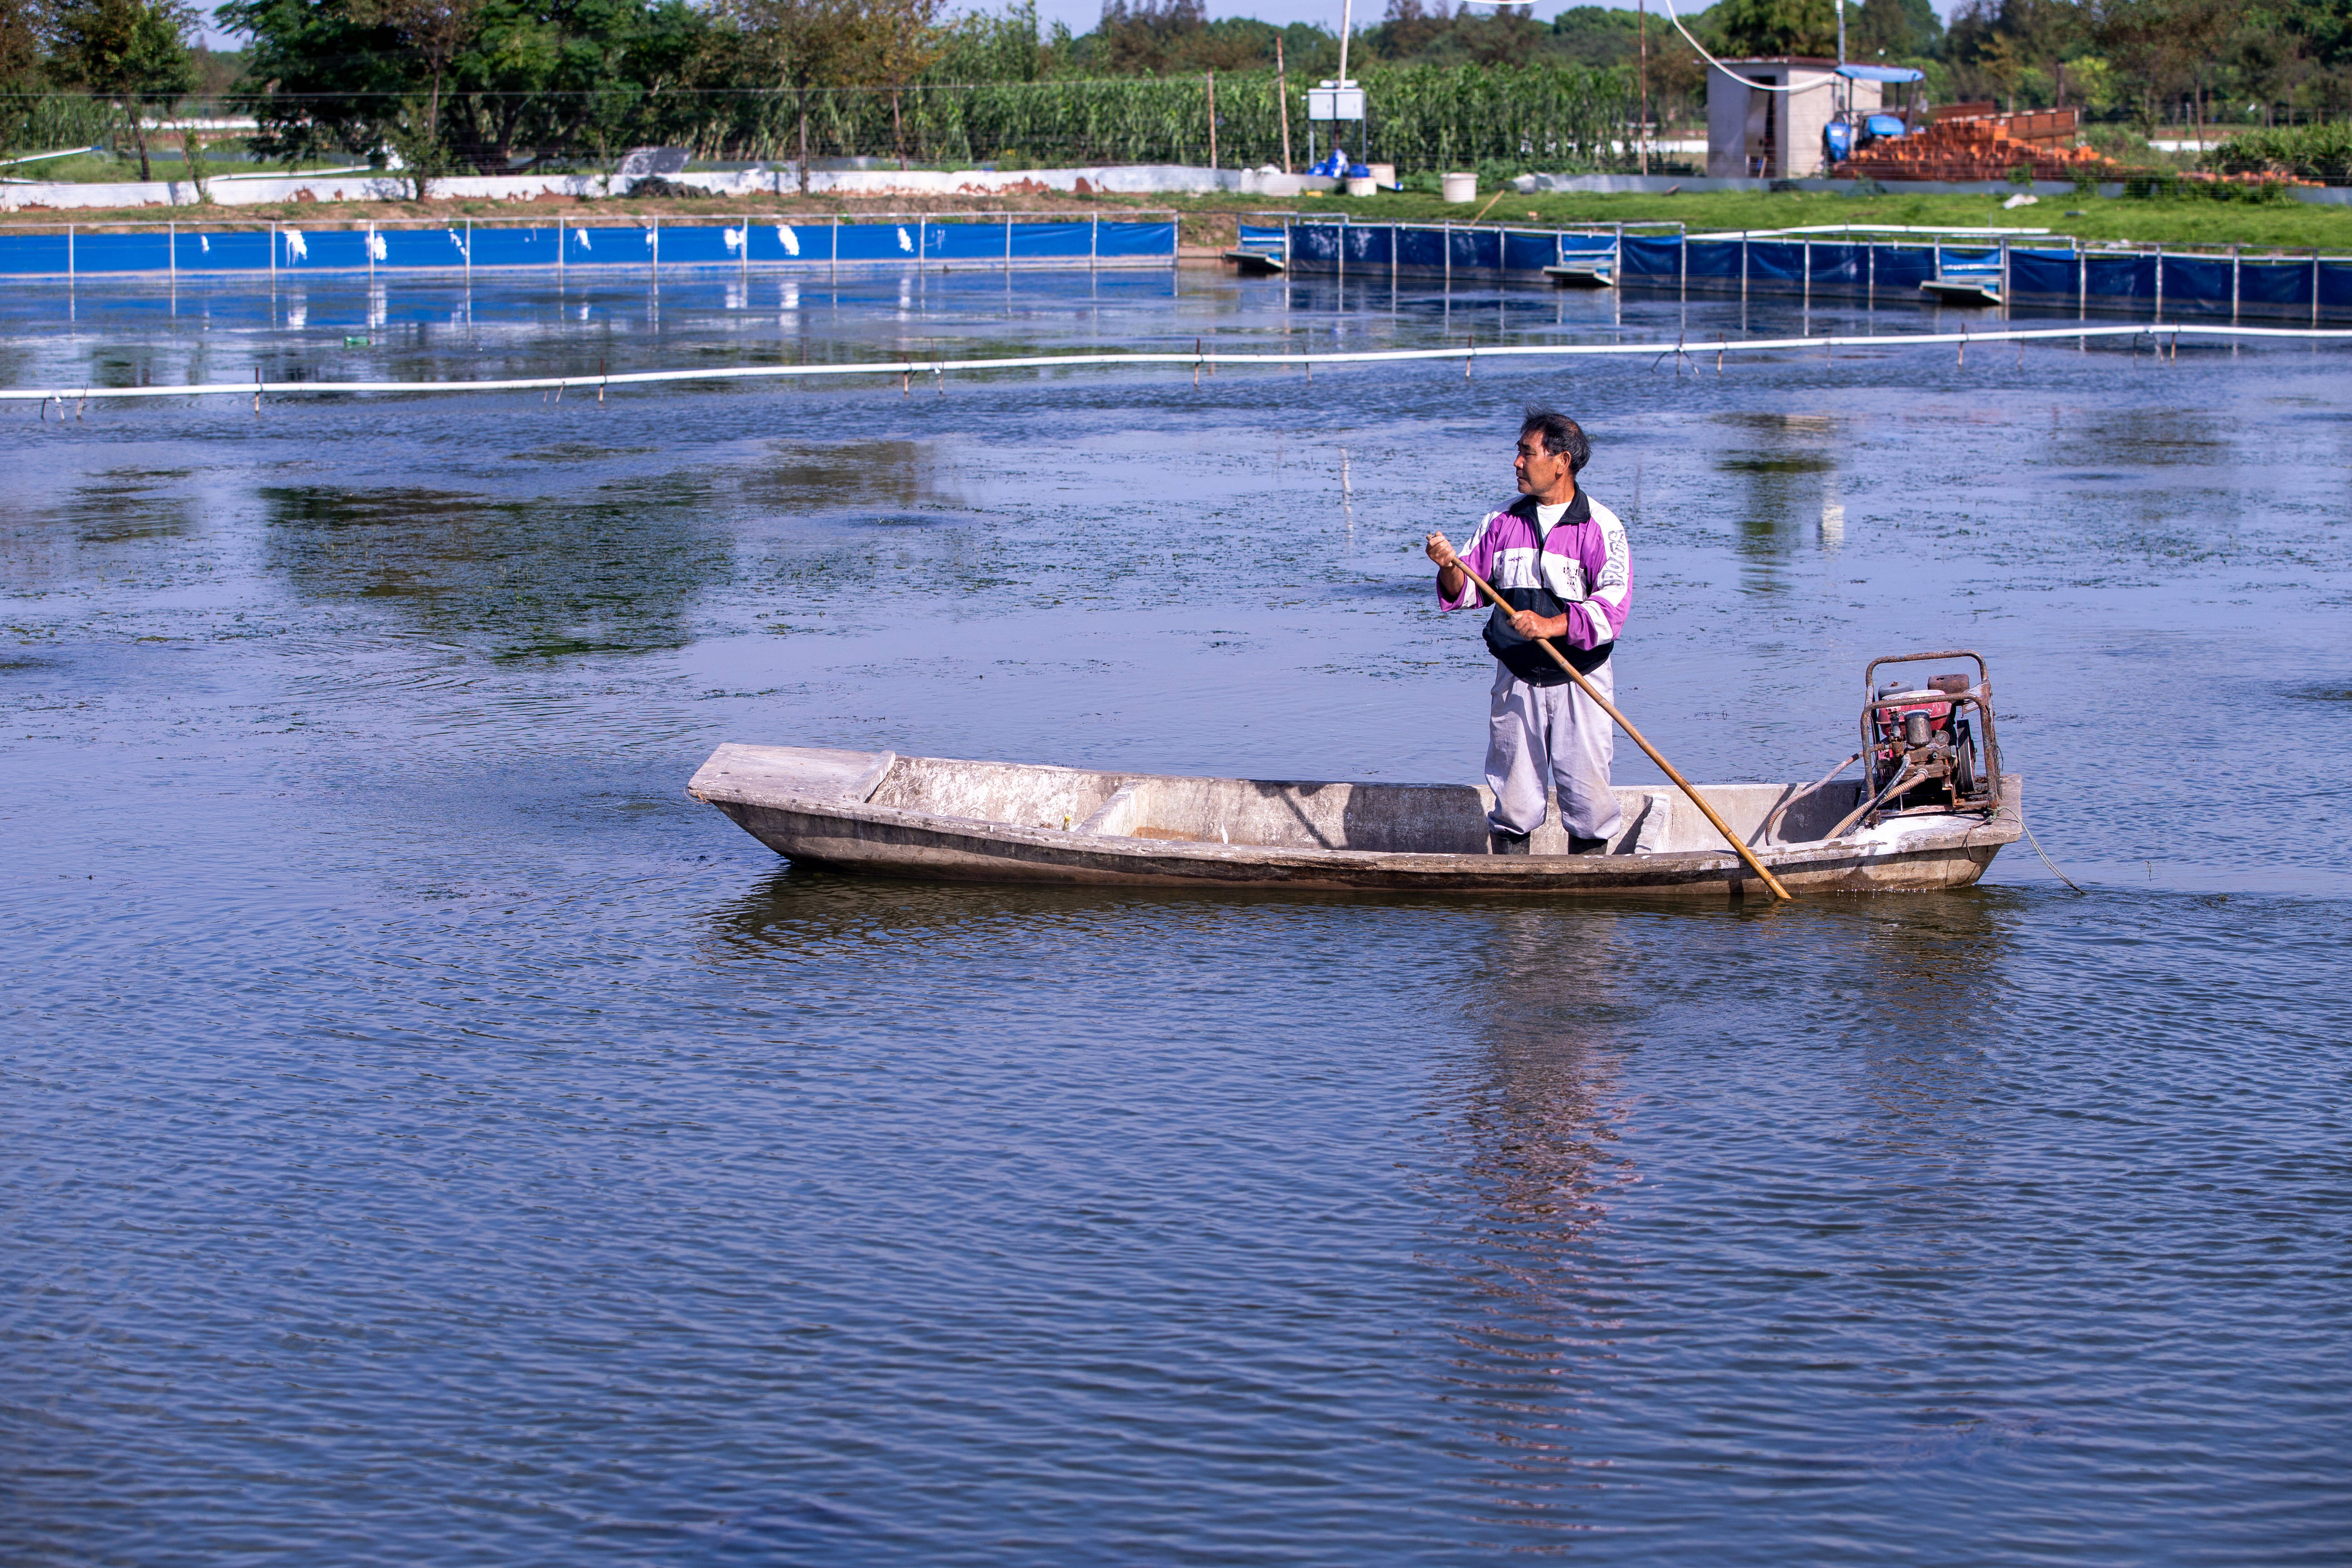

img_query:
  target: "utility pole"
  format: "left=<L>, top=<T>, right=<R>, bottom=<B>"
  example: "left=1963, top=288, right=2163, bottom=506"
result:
left=1207, top=70, right=1218, bottom=168
left=1277, top=37, right=1292, bottom=172
left=1638, top=0, right=1650, bottom=176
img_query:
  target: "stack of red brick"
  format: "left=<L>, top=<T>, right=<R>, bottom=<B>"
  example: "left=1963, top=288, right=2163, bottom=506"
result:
left=1836, top=108, right=2117, bottom=183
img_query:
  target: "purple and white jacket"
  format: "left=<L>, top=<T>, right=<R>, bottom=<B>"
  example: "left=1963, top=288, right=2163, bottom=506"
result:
left=1439, top=489, right=1632, bottom=684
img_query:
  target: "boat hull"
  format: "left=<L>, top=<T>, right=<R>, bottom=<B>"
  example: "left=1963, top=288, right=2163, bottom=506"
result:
left=689, top=745, right=2023, bottom=897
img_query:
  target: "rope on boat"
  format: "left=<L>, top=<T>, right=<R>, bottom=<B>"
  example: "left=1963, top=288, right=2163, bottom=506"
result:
left=8, top=320, right=2350, bottom=404
left=2022, top=821, right=2086, bottom=893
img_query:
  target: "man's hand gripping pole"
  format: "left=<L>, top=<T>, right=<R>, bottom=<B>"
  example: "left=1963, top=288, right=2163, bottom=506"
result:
left=1434, top=547, right=1795, bottom=901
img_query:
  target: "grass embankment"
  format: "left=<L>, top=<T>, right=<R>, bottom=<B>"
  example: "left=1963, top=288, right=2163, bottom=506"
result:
left=8, top=183, right=2346, bottom=253
left=1180, top=187, right=2352, bottom=252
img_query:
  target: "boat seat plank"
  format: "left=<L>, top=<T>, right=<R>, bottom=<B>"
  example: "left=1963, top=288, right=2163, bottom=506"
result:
left=688, top=744, right=895, bottom=806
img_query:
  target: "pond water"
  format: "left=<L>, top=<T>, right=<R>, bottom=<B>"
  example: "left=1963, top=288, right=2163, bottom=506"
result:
left=5, top=267, right=2350, bottom=1566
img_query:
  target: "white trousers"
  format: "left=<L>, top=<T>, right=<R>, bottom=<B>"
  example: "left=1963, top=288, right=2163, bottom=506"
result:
left=1486, top=661, right=1624, bottom=841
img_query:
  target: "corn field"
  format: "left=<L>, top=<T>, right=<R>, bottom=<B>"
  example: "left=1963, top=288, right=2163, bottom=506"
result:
left=684, top=64, right=1630, bottom=172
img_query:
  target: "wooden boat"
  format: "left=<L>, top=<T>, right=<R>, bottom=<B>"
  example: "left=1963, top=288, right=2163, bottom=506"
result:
left=687, top=743, right=2024, bottom=897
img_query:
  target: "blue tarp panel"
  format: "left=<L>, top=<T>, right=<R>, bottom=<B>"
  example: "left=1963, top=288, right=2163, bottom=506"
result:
left=465, top=226, right=557, bottom=269
left=378, top=227, right=471, bottom=270
left=1011, top=220, right=1094, bottom=260
left=2009, top=249, right=2079, bottom=304
left=931, top=221, right=1009, bottom=262
left=1685, top=240, right=1741, bottom=280
left=1502, top=231, right=1553, bottom=272
left=1342, top=224, right=1391, bottom=266
left=1620, top=235, right=1681, bottom=280
left=1096, top=220, right=1175, bottom=258
left=1808, top=241, right=1864, bottom=288
left=2161, top=255, right=2233, bottom=311
left=567, top=225, right=657, bottom=266
left=1872, top=245, right=1937, bottom=292
left=1746, top=240, right=1803, bottom=286
left=0, top=231, right=72, bottom=273
left=739, top=221, right=802, bottom=264
left=2319, top=259, right=2352, bottom=314
left=2238, top=259, right=2313, bottom=310
left=836, top=221, right=921, bottom=262
left=64, top=231, right=170, bottom=272
left=279, top=227, right=371, bottom=270
left=2084, top=252, right=2154, bottom=304
left=653, top=223, right=736, bottom=265
left=1454, top=227, right=1500, bottom=273
left=1558, top=235, right=1617, bottom=259
left=1396, top=225, right=1444, bottom=270
left=174, top=230, right=273, bottom=272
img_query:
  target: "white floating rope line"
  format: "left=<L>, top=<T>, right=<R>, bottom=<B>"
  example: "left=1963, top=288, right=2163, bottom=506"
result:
left=6, top=321, right=2349, bottom=403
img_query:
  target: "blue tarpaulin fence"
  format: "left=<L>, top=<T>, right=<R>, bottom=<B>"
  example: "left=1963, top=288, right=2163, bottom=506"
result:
left=0, top=216, right=1178, bottom=279
left=1282, top=219, right=2352, bottom=324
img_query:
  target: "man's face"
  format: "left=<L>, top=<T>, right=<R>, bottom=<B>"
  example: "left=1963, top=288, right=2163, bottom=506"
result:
left=1514, top=431, right=1573, bottom=496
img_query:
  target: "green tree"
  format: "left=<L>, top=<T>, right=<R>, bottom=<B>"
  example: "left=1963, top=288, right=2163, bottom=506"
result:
left=0, top=0, right=47, bottom=166
left=49, top=0, right=196, bottom=179
left=720, top=0, right=890, bottom=191
left=1712, top=0, right=1836, bottom=56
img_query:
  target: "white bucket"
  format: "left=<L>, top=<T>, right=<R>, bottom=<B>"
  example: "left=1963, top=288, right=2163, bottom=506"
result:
left=1441, top=171, right=1477, bottom=203
left=1345, top=175, right=1377, bottom=197
left=1367, top=163, right=1396, bottom=187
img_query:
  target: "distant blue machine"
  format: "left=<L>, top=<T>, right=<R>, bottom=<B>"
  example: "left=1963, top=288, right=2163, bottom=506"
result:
left=1824, top=63, right=1925, bottom=169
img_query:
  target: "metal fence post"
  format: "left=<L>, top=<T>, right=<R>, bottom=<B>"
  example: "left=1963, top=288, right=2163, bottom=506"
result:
left=2152, top=242, right=2162, bottom=321
left=2313, top=247, right=2323, bottom=327
left=1443, top=221, right=1450, bottom=290
left=1866, top=238, right=1874, bottom=309
left=168, top=220, right=175, bottom=286
left=1679, top=225, right=1687, bottom=302
left=2231, top=244, right=2240, bottom=323
left=67, top=221, right=74, bottom=284
left=464, top=218, right=471, bottom=288
left=1740, top=234, right=1748, bottom=303
left=1999, top=236, right=2009, bottom=316
left=832, top=213, right=839, bottom=281
left=368, top=218, right=377, bottom=285
left=652, top=216, right=660, bottom=284
left=1005, top=211, right=1012, bottom=272
left=1091, top=214, right=1098, bottom=270
left=916, top=215, right=926, bottom=272
left=1803, top=236, right=1811, bottom=309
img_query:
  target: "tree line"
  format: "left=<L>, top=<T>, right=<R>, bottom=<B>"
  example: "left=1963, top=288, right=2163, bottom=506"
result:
left=1, top=0, right=2348, bottom=194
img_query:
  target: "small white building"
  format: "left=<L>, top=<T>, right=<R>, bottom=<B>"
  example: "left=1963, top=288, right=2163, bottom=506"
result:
left=1707, top=58, right=1883, bottom=179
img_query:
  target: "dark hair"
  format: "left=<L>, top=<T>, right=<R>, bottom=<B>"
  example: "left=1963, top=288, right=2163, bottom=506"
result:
left=1520, top=407, right=1591, bottom=475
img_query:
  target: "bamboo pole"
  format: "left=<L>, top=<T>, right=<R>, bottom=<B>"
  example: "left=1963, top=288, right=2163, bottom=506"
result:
left=1444, top=557, right=1795, bottom=899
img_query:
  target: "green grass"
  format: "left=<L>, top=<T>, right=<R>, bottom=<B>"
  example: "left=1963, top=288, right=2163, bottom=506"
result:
left=1171, top=187, right=2352, bottom=253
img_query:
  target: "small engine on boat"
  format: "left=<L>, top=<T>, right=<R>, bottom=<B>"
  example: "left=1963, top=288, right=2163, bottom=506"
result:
left=1859, top=650, right=2004, bottom=826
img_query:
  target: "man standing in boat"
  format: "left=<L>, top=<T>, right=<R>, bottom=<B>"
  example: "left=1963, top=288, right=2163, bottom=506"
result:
left=1425, top=409, right=1631, bottom=856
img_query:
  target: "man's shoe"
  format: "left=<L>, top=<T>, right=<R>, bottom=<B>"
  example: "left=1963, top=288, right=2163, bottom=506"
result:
left=1490, top=829, right=1532, bottom=856
left=1568, top=834, right=1610, bottom=855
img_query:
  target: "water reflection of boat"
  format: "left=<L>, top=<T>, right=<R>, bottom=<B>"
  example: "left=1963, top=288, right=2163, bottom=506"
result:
left=687, top=745, right=2022, bottom=897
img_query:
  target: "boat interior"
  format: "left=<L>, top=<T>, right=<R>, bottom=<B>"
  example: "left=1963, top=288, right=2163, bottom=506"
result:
left=704, top=746, right=1877, bottom=856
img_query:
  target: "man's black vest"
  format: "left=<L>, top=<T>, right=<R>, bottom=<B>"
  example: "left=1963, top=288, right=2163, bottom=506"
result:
left=1480, top=490, right=1611, bottom=686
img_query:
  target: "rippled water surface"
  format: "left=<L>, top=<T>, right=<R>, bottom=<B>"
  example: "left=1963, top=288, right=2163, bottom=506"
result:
left=5, top=266, right=2351, bottom=1565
